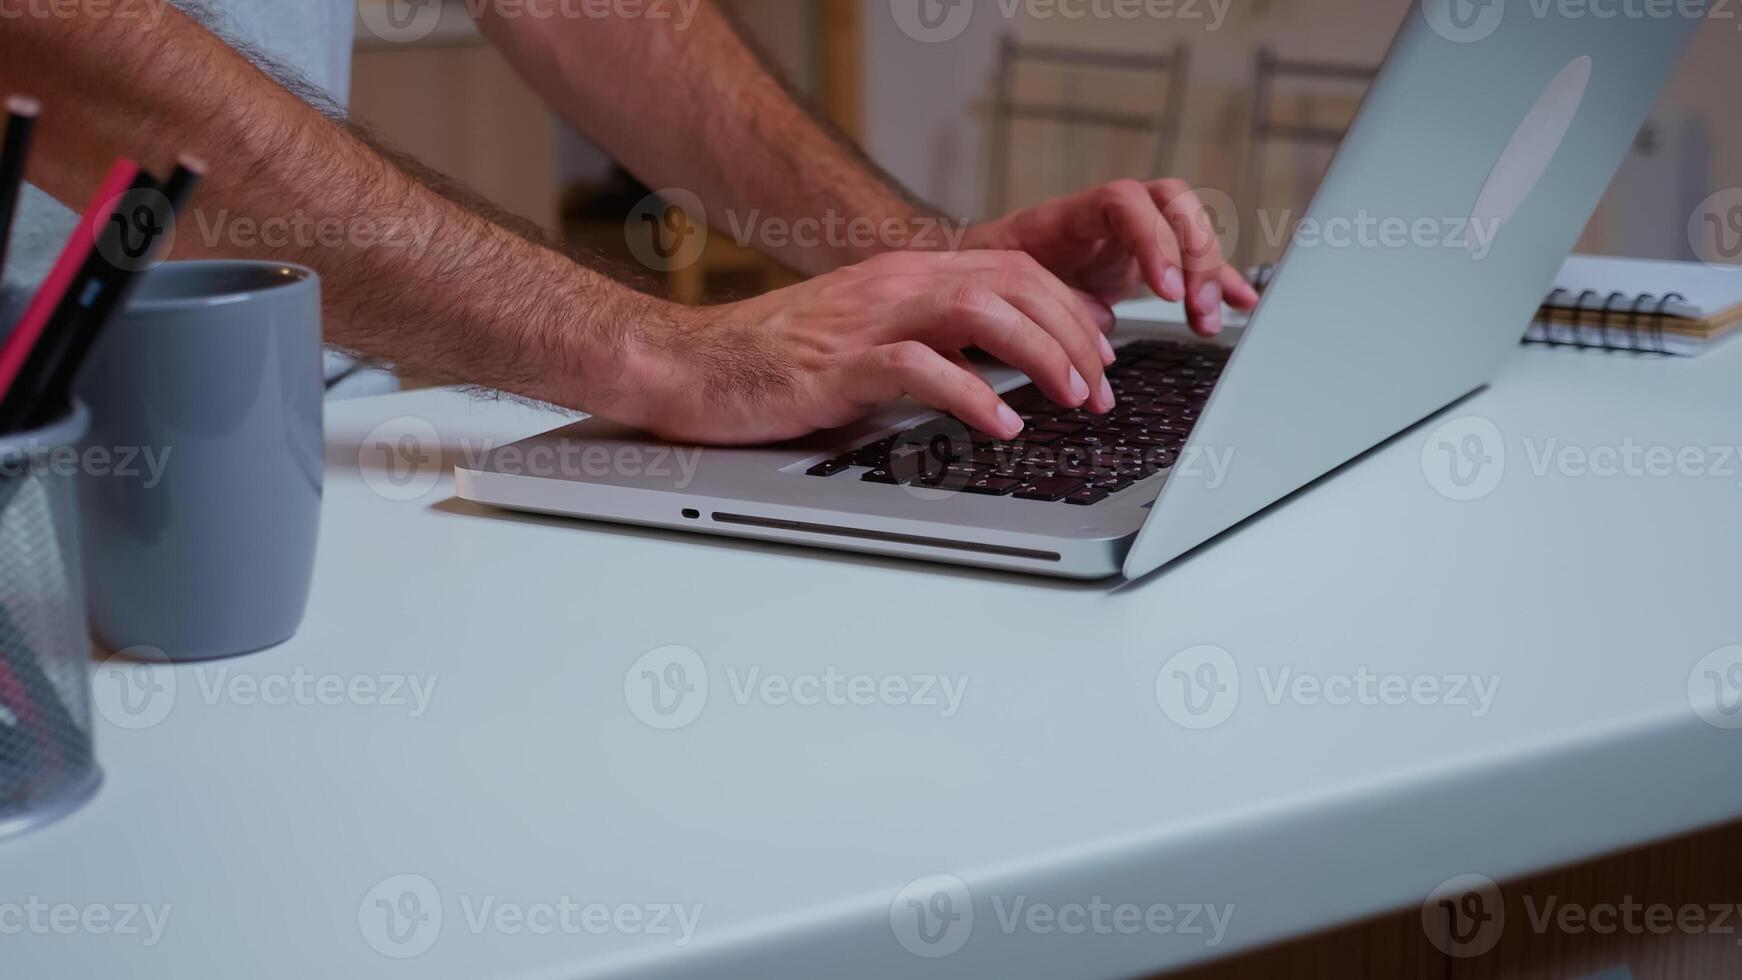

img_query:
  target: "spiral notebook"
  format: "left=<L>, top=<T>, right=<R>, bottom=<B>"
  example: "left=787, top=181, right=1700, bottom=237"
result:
left=1523, top=255, right=1742, bottom=356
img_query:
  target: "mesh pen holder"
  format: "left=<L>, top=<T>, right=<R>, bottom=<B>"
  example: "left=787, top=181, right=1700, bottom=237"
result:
left=0, top=402, right=101, bottom=839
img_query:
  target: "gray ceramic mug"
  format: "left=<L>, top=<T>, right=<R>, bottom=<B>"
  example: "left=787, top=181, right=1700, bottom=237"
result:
left=74, top=261, right=324, bottom=661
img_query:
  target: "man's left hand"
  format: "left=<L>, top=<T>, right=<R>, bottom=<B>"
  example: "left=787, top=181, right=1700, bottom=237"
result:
left=960, top=178, right=1260, bottom=339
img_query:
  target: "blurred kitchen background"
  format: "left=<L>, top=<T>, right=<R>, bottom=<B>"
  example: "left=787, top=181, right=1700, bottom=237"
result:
left=351, top=0, right=1741, bottom=304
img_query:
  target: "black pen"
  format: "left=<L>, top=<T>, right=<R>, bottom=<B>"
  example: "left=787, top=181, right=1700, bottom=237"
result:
left=0, top=95, right=41, bottom=288
left=9, top=155, right=205, bottom=431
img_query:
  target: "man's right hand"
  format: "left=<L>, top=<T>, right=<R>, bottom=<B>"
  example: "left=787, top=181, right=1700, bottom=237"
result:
left=610, top=250, right=1120, bottom=446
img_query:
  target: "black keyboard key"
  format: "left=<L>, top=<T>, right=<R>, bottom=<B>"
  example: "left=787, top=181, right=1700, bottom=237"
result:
left=1065, top=487, right=1110, bottom=506
left=852, top=444, right=893, bottom=468
left=861, top=468, right=901, bottom=485
left=1139, top=449, right=1179, bottom=470
left=971, top=448, right=1012, bottom=466
left=1034, top=418, right=1087, bottom=435
left=1015, top=476, right=1088, bottom=502
left=1088, top=447, right=1124, bottom=470
left=807, top=458, right=851, bottom=477
left=961, top=476, right=1022, bottom=496
left=1054, top=446, right=1095, bottom=477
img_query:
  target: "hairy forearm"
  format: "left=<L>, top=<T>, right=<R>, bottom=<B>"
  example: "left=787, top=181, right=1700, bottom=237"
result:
left=0, top=0, right=669, bottom=414
left=476, top=1, right=934, bottom=277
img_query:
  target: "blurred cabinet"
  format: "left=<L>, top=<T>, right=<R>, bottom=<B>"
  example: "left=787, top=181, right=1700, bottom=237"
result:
left=353, top=0, right=863, bottom=304
left=351, top=15, right=559, bottom=234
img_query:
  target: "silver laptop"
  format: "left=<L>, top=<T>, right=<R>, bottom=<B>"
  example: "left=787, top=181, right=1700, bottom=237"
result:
left=457, top=2, right=1698, bottom=580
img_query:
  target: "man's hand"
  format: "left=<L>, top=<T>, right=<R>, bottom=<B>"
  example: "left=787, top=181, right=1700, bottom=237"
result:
left=961, top=179, right=1261, bottom=338
left=607, top=250, right=1118, bottom=446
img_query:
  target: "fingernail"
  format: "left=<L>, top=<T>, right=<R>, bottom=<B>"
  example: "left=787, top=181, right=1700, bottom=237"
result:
left=1068, top=367, right=1090, bottom=404
left=996, top=403, right=1024, bottom=437
left=1097, top=332, right=1116, bottom=365
left=1097, top=376, right=1115, bottom=412
left=1163, top=266, right=1185, bottom=300
left=1202, top=311, right=1223, bottom=336
left=1199, top=280, right=1223, bottom=314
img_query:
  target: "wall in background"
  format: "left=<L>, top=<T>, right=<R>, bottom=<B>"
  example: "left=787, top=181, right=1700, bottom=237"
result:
left=861, top=0, right=1738, bottom=263
left=351, top=7, right=561, bottom=233
left=351, top=1, right=1741, bottom=265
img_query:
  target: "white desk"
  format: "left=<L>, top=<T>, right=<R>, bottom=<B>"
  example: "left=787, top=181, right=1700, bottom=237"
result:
left=6, top=322, right=1742, bottom=978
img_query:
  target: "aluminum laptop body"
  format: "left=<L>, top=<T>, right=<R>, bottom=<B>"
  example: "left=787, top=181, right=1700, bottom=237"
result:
left=456, top=2, right=1700, bottom=579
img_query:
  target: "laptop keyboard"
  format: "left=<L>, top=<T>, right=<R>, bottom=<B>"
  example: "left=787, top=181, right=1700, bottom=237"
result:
left=805, top=339, right=1229, bottom=506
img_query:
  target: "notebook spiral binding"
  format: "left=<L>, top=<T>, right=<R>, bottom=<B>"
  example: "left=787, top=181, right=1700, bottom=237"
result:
left=1245, top=263, right=1683, bottom=354
left=1524, top=288, right=1685, bottom=354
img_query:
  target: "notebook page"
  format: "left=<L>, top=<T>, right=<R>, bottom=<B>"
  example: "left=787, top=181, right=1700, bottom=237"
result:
left=1551, top=254, right=1742, bottom=319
